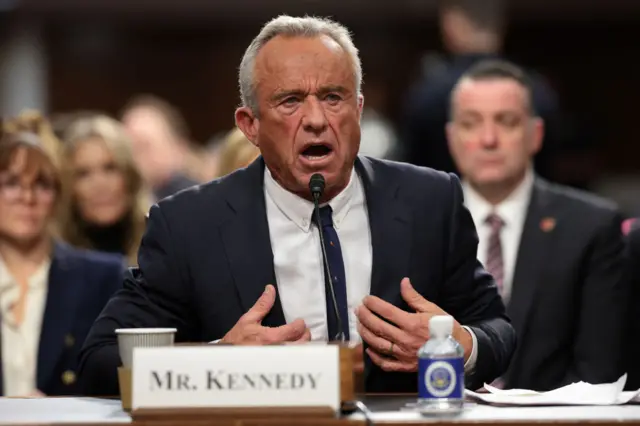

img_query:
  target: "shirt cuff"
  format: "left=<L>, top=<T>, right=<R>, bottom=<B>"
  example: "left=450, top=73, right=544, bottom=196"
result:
left=461, top=325, right=478, bottom=373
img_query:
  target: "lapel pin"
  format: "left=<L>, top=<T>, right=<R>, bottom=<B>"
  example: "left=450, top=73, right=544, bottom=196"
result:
left=540, top=217, right=556, bottom=232
left=622, top=218, right=636, bottom=236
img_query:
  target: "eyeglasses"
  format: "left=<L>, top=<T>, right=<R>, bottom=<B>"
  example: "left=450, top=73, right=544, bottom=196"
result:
left=0, top=179, right=56, bottom=202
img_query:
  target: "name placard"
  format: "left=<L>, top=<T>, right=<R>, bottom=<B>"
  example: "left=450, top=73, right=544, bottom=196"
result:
left=131, top=345, right=341, bottom=411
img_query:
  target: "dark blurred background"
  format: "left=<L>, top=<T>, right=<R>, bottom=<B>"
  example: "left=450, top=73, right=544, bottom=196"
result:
left=2, top=0, right=640, bottom=212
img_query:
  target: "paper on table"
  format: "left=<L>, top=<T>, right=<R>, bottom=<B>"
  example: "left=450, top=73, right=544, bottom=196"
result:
left=466, top=374, right=640, bottom=406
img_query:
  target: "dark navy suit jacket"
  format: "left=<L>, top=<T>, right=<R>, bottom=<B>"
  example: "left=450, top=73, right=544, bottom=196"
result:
left=78, top=156, right=515, bottom=395
left=0, top=241, right=124, bottom=396
left=501, top=179, right=626, bottom=391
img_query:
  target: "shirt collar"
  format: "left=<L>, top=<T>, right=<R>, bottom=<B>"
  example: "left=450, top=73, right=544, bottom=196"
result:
left=264, top=167, right=358, bottom=232
left=0, top=255, right=51, bottom=291
left=0, top=257, right=11, bottom=293
left=462, top=167, right=535, bottom=229
left=0, top=254, right=50, bottom=325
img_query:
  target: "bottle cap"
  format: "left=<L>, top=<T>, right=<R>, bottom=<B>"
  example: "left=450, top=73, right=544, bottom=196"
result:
left=429, top=315, right=454, bottom=338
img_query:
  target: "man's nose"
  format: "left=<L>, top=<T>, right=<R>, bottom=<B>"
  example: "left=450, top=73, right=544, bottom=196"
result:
left=479, top=125, right=499, bottom=149
left=301, top=97, right=328, bottom=134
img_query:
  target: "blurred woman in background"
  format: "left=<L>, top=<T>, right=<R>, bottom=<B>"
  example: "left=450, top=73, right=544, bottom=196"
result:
left=0, top=131, right=124, bottom=397
left=59, top=115, right=150, bottom=265
left=216, top=127, right=260, bottom=177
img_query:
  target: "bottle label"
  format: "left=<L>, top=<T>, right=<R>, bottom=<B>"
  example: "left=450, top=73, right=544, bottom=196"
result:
left=418, top=357, right=464, bottom=399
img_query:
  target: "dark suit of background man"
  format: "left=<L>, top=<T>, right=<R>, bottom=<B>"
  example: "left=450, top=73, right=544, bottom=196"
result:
left=79, top=15, right=515, bottom=395
left=446, top=59, right=627, bottom=391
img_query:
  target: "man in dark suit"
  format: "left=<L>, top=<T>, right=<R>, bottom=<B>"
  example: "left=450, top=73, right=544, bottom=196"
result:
left=79, top=15, right=515, bottom=395
left=447, top=59, right=627, bottom=391
left=120, top=95, right=199, bottom=201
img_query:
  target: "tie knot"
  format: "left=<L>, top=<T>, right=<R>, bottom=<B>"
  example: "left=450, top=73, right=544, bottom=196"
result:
left=485, top=213, right=504, bottom=230
left=314, top=205, right=333, bottom=227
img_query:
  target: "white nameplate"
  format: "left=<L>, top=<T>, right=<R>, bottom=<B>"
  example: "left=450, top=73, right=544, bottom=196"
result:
left=131, top=345, right=341, bottom=411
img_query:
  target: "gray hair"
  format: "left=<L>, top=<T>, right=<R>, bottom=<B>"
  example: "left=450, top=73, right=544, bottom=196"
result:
left=238, top=15, right=362, bottom=115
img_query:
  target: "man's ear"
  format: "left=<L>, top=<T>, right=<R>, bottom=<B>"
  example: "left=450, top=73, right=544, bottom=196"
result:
left=529, top=117, right=544, bottom=156
left=445, top=121, right=454, bottom=150
left=357, top=94, right=365, bottom=120
left=235, top=106, right=260, bottom=147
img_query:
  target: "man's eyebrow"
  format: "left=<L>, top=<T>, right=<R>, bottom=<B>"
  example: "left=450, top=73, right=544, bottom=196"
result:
left=452, top=110, right=478, bottom=120
left=269, top=86, right=349, bottom=103
left=317, top=85, right=348, bottom=95
left=270, top=90, right=307, bottom=103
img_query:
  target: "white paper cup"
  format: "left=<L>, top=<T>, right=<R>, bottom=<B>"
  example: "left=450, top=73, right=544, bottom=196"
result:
left=115, top=328, right=177, bottom=368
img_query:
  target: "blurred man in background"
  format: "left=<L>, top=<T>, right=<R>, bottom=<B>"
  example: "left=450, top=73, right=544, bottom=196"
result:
left=447, top=59, right=627, bottom=391
left=120, top=95, right=198, bottom=201
left=402, top=0, right=561, bottom=181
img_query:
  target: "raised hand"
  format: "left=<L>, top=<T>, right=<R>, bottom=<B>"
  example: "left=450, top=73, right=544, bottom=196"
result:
left=221, top=285, right=311, bottom=345
left=355, top=278, right=472, bottom=372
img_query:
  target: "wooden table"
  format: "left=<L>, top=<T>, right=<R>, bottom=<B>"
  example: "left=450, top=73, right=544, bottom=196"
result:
left=1, top=396, right=640, bottom=425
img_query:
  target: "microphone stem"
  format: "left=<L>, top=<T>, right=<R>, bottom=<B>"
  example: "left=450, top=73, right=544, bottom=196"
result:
left=313, top=193, right=346, bottom=342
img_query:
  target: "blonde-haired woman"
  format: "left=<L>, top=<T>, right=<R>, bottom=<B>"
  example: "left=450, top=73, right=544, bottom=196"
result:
left=59, top=115, right=150, bottom=265
left=216, top=127, right=260, bottom=177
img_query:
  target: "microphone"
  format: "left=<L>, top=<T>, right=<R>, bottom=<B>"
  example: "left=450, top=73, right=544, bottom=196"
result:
left=309, top=174, right=346, bottom=342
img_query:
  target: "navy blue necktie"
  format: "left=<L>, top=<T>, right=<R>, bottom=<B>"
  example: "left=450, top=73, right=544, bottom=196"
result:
left=314, top=205, right=350, bottom=341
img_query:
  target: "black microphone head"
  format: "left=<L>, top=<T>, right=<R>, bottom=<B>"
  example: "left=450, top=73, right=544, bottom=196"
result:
left=309, top=173, right=325, bottom=198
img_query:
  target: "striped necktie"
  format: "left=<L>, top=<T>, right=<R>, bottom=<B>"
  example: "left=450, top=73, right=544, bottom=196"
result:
left=314, top=205, right=350, bottom=341
left=485, top=213, right=505, bottom=295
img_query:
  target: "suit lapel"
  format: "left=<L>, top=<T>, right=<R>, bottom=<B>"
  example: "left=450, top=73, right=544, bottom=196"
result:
left=356, top=157, right=412, bottom=387
left=220, top=156, right=412, bottom=330
left=220, top=158, right=285, bottom=328
left=508, top=179, right=556, bottom=341
left=37, top=241, right=81, bottom=391
left=356, top=157, right=412, bottom=310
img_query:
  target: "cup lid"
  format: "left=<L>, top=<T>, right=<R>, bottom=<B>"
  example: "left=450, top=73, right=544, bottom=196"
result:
left=115, top=328, right=177, bottom=334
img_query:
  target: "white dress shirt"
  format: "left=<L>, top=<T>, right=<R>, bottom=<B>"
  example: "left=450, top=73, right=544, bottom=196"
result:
left=462, top=169, right=535, bottom=304
left=264, top=168, right=477, bottom=371
left=0, top=256, right=50, bottom=396
left=265, top=168, right=372, bottom=342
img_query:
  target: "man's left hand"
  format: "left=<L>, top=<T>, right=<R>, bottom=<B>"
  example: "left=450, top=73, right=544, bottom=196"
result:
left=355, top=277, right=472, bottom=372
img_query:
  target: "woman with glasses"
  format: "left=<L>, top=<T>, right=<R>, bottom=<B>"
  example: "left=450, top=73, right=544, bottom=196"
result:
left=0, top=131, right=124, bottom=397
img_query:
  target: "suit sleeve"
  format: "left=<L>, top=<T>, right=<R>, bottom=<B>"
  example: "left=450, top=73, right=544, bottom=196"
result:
left=78, top=204, right=198, bottom=396
left=438, top=173, right=516, bottom=390
left=564, top=210, right=627, bottom=386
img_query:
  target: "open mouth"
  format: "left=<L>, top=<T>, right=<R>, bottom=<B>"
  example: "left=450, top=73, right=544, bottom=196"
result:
left=301, top=143, right=333, bottom=160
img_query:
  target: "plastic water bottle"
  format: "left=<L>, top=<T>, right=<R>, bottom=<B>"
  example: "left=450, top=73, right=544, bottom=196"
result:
left=417, top=315, right=465, bottom=415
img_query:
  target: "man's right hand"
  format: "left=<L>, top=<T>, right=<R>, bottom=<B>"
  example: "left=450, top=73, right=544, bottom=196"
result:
left=220, top=285, right=311, bottom=345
